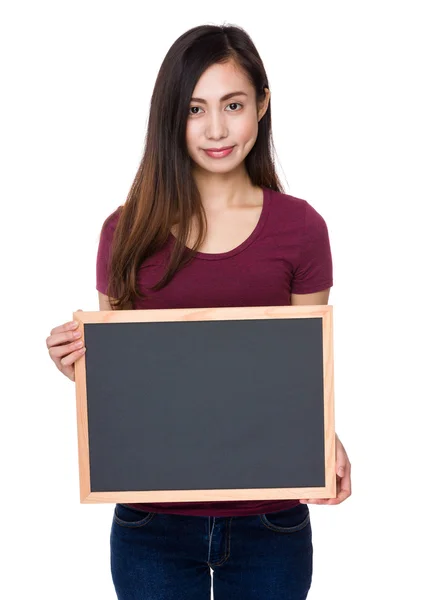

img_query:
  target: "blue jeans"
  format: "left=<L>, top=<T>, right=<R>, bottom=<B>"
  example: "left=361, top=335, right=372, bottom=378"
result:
left=110, top=502, right=313, bottom=599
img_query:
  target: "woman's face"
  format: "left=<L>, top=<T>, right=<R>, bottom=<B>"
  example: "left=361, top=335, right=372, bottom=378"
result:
left=185, top=60, right=269, bottom=175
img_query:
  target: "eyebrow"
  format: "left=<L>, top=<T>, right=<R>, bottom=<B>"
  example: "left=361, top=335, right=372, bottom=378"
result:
left=190, top=91, right=248, bottom=104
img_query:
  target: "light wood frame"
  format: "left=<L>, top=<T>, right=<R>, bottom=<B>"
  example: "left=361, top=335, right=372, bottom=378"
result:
left=73, top=304, right=336, bottom=503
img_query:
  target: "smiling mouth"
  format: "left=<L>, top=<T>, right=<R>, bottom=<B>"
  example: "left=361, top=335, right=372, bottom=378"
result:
left=202, top=146, right=235, bottom=158
left=204, top=146, right=234, bottom=151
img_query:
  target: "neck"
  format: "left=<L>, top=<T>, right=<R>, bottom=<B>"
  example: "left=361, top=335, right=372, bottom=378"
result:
left=192, top=165, right=257, bottom=211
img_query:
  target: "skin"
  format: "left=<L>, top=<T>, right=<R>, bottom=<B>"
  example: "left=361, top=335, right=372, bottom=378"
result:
left=46, top=310, right=85, bottom=382
left=46, top=59, right=352, bottom=506
left=185, top=59, right=270, bottom=211
left=300, top=434, right=352, bottom=505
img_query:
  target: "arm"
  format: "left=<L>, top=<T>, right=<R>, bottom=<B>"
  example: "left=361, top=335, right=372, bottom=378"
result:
left=291, top=288, right=330, bottom=306
left=292, top=288, right=352, bottom=505
left=98, top=292, right=132, bottom=311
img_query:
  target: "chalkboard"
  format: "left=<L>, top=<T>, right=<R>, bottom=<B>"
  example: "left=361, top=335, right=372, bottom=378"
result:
left=73, top=305, right=335, bottom=503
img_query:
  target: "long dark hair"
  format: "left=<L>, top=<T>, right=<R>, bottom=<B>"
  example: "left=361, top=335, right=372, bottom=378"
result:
left=105, top=23, right=285, bottom=309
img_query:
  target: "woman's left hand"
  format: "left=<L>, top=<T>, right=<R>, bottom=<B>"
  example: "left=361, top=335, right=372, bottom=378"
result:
left=299, top=434, right=352, bottom=505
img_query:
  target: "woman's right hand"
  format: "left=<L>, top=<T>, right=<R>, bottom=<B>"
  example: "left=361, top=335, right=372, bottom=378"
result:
left=46, top=310, right=86, bottom=382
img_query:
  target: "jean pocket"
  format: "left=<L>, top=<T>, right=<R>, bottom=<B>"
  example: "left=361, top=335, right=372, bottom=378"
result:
left=113, top=504, right=156, bottom=528
left=259, top=503, right=310, bottom=533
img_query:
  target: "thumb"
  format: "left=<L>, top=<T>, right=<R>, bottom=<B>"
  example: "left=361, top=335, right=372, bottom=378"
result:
left=337, top=465, right=345, bottom=477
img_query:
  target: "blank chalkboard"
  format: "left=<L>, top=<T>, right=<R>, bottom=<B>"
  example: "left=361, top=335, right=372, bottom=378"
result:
left=74, top=305, right=335, bottom=503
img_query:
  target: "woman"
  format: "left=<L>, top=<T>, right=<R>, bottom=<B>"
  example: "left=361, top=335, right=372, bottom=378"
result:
left=46, top=23, right=351, bottom=600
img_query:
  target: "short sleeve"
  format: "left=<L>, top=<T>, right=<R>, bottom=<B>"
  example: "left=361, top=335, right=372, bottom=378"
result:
left=291, top=202, right=333, bottom=294
left=96, top=208, right=121, bottom=295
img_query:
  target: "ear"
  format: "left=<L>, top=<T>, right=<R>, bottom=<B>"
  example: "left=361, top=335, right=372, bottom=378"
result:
left=257, top=87, right=270, bottom=122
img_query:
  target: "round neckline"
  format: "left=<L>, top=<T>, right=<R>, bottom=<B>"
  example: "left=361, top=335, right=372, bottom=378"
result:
left=167, top=186, right=271, bottom=261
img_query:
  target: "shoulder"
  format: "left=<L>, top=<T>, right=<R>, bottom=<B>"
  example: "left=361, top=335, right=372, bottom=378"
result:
left=268, top=188, right=323, bottom=217
left=99, top=205, right=124, bottom=236
left=267, top=189, right=328, bottom=230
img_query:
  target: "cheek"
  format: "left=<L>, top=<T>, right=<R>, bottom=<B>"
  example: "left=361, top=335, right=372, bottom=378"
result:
left=185, top=123, right=200, bottom=150
left=235, top=115, right=258, bottom=142
left=236, top=121, right=259, bottom=156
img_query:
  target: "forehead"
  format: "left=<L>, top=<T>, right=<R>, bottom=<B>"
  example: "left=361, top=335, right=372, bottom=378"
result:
left=192, top=60, right=254, bottom=98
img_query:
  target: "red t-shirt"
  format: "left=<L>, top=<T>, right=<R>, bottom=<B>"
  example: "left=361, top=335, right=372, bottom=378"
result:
left=96, top=186, right=333, bottom=516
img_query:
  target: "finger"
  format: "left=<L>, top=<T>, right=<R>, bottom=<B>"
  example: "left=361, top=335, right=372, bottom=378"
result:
left=299, top=471, right=345, bottom=505
left=58, top=347, right=86, bottom=368
left=47, top=309, right=83, bottom=339
left=304, top=495, right=342, bottom=505
left=47, top=320, right=79, bottom=341
left=321, top=468, right=352, bottom=505
left=50, top=347, right=86, bottom=377
left=46, top=327, right=82, bottom=350
left=336, top=453, right=348, bottom=478
left=336, top=466, right=351, bottom=502
left=53, top=361, right=75, bottom=382
left=49, top=338, right=85, bottom=361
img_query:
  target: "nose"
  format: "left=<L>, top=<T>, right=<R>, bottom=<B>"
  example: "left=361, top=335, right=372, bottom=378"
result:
left=205, top=111, right=228, bottom=140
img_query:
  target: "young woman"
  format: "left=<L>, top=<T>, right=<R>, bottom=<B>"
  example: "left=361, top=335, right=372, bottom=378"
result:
left=46, top=23, right=351, bottom=600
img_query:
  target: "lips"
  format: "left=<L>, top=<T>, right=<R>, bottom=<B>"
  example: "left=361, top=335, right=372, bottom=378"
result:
left=204, top=146, right=234, bottom=151
left=203, top=146, right=235, bottom=158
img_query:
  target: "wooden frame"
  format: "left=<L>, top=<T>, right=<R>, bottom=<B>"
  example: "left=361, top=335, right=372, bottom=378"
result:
left=73, top=305, right=335, bottom=503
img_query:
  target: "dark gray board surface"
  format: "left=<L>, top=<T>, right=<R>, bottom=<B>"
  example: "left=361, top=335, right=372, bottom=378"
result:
left=84, top=317, right=325, bottom=493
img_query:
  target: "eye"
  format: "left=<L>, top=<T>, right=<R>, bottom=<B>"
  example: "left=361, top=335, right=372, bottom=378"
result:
left=189, top=106, right=204, bottom=115
left=188, top=102, right=243, bottom=116
left=225, top=102, right=243, bottom=111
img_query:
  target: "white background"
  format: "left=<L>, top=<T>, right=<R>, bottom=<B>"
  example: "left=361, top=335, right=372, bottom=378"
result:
left=2, top=1, right=425, bottom=598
